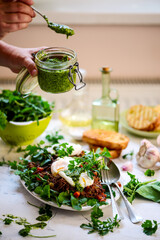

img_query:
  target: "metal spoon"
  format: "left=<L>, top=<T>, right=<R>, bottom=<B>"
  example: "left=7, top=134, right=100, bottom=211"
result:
left=104, top=157, right=143, bottom=224
left=32, top=6, right=74, bottom=38
left=101, top=168, right=123, bottom=220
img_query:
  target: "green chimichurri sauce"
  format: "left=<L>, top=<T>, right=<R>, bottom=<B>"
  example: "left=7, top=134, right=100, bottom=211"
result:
left=44, top=16, right=74, bottom=38
left=37, top=56, right=76, bottom=94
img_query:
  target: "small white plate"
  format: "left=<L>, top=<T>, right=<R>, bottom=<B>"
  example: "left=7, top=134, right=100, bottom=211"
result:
left=120, top=110, right=160, bottom=138
left=21, top=180, right=120, bottom=211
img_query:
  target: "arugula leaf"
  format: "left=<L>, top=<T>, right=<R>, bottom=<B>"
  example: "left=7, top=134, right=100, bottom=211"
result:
left=53, top=143, right=74, bottom=157
left=144, top=169, right=155, bottom=177
left=0, top=90, right=54, bottom=129
left=57, top=192, right=70, bottom=206
left=0, top=110, right=7, bottom=130
left=141, top=220, right=159, bottom=235
left=70, top=194, right=82, bottom=211
left=100, top=147, right=111, bottom=159
left=35, top=185, right=51, bottom=200
left=91, top=204, right=103, bottom=219
left=45, top=131, right=64, bottom=144
left=8, top=161, right=18, bottom=170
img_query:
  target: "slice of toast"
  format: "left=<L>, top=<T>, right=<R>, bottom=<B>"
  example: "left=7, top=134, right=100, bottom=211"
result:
left=153, top=105, right=160, bottom=131
left=89, top=143, right=122, bottom=159
left=82, top=129, right=129, bottom=150
left=126, top=105, right=159, bottom=131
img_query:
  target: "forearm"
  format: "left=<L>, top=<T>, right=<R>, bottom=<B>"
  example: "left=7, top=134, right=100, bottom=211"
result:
left=0, top=40, right=45, bottom=76
left=0, top=41, right=16, bottom=68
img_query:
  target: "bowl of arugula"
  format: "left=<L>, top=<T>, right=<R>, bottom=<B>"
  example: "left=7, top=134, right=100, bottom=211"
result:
left=0, top=90, right=54, bottom=146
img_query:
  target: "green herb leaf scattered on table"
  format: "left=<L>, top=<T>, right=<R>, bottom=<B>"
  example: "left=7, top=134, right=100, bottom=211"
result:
left=122, top=150, right=134, bottom=159
left=80, top=204, right=121, bottom=236
left=0, top=90, right=54, bottom=129
left=0, top=204, right=56, bottom=238
left=141, top=220, right=159, bottom=235
left=144, top=169, right=155, bottom=177
left=123, top=172, right=155, bottom=203
left=136, top=181, right=160, bottom=203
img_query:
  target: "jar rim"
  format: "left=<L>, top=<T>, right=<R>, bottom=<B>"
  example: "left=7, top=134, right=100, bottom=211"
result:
left=35, top=47, right=77, bottom=71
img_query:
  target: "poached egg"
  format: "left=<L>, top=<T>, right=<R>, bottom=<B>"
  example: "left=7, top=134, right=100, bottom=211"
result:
left=51, top=156, right=94, bottom=188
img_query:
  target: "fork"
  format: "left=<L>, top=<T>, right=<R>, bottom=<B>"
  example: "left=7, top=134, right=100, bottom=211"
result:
left=101, top=168, right=123, bottom=220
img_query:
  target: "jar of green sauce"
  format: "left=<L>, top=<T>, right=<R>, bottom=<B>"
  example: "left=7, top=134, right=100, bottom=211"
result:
left=16, top=47, right=86, bottom=94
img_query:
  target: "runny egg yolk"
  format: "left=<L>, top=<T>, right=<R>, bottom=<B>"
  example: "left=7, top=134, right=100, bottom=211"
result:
left=79, top=172, right=94, bottom=188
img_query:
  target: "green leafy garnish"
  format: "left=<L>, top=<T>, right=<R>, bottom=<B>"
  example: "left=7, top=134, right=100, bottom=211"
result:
left=27, top=202, right=53, bottom=222
left=53, top=143, right=74, bottom=157
left=45, top=131, right=64, bottom=144
left=3, top=218, right=13, bottom=225
left=122, top=150, right=134, bottom=159
left=19, top=226, right=31, bottom=237
left=141, top=220, right=159, bottom=235
left=1, top=205, right=56, bottom=238
left=0, top=90, right=54, bottom=129
left=80, top=204, right=120, bottom=236
left=123, top=172, right=155, bottom=203
left=136, top=181, right=160, bottom=203
left=144, top=169, right=155, bottom=177
left=0, top=110, right=7, bottom=130
left=0, top=158, right=6, bottom=166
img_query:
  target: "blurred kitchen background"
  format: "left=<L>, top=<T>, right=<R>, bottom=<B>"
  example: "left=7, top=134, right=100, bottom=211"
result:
left=0, top=0, right=160, bottom=115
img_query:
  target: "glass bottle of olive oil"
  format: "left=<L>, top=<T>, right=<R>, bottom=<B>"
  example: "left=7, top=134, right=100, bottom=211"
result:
left=91, top=67, right=119, bottom=131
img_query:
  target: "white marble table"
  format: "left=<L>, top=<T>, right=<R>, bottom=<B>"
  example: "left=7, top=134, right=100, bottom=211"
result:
left=0, top=119, right=160, bottom=240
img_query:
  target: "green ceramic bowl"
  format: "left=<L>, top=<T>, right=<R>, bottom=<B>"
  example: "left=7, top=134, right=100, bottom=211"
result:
left=0, top=115, right=52, bottom=146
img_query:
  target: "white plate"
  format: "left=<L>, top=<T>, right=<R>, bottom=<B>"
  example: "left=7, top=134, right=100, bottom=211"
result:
left=120, top=110, right=160, bottom=138
left=21, top=180, right=120, bottom=211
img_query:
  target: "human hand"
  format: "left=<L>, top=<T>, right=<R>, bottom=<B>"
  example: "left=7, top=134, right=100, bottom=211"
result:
left=0, top=0, right=35, bottom=39
left=7, top=45, right=46, bottom=76
left=0, top=41, right=46, bottom=76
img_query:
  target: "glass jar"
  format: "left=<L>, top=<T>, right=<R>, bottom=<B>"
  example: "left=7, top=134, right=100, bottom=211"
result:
left=16, top=47, right=86, bottom=94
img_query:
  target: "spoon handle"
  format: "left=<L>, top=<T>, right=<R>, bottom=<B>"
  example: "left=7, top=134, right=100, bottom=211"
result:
left=107, top=184, right=123, bottom=220
left=114, top=183, right=143, bottom=224
left=32, top=6, right=45, bottom=18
